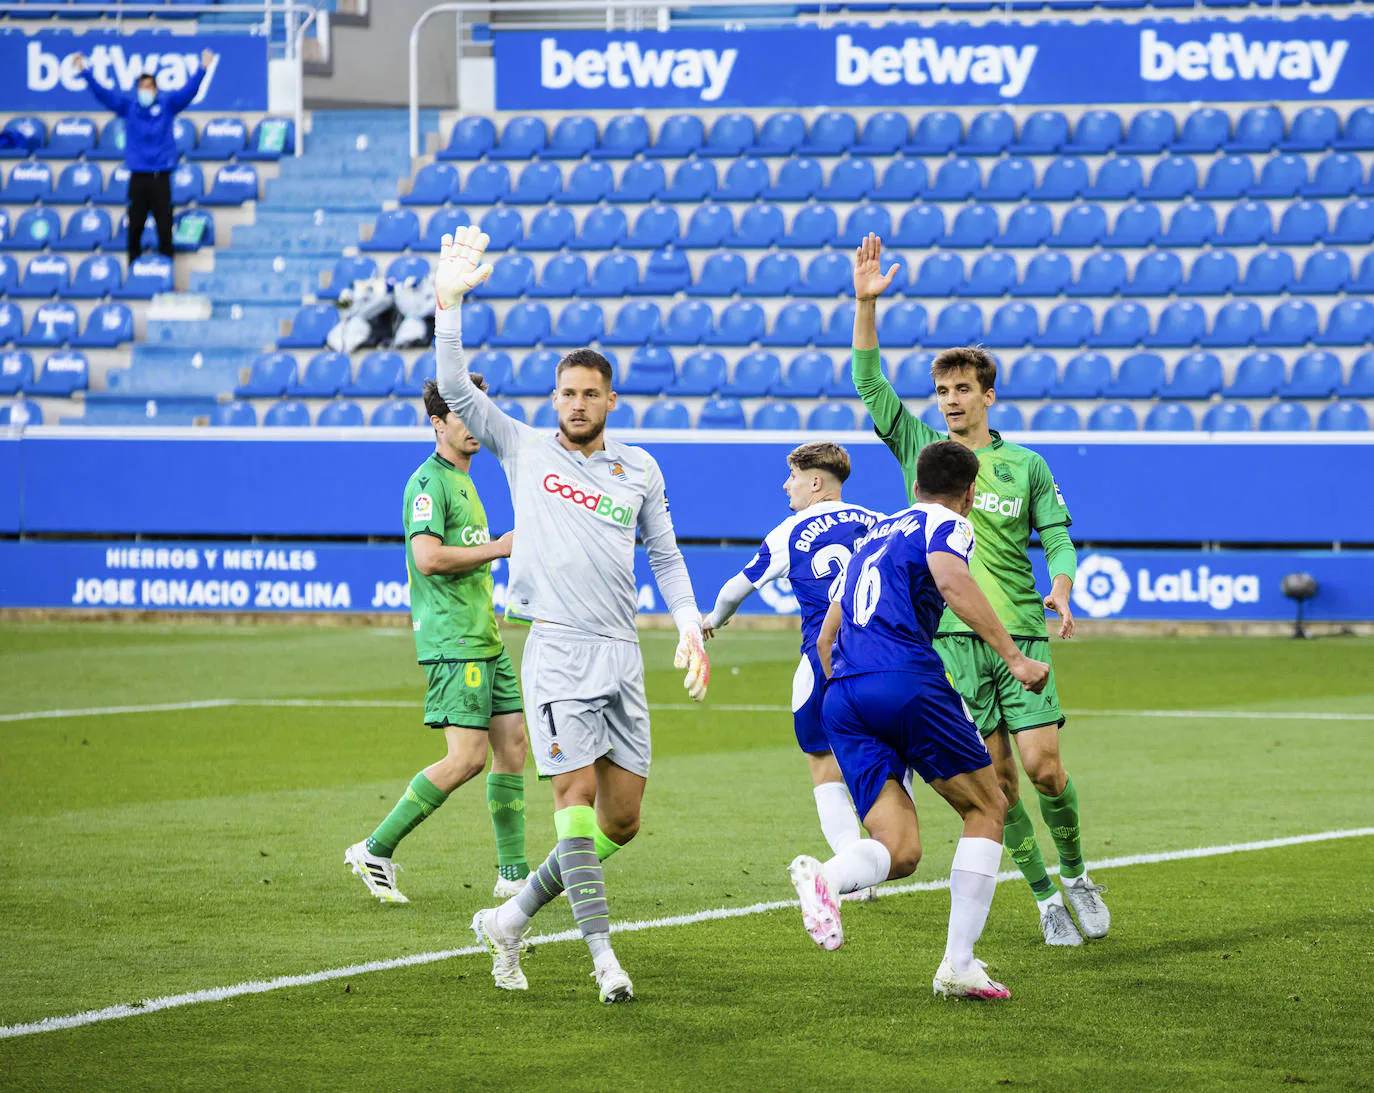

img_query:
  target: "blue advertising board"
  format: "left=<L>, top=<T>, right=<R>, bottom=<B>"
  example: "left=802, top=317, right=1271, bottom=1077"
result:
left=1, top=541, right=1370, bottom=622
left=493, top=16, right=1372, bottom=109
left=3, top=32, right=268, bottom=112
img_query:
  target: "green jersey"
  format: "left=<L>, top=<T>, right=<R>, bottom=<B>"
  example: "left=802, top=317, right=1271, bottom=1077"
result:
left=403, top=452, right=503, bottom=664
left=853, top=347, right=1073, bottom=639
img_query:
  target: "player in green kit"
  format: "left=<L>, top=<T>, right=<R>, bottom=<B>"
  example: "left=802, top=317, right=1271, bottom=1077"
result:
left=346, top=375, right=530, bottom=904
left=849, top=234, right=1110, bottom=946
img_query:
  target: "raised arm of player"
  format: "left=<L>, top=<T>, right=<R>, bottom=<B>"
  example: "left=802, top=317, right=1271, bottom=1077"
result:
left=434, top=228, right=526, bottom=460
left=929, top=551, right=1050, bottom=693
left=639, top=456, right=709, bottom=702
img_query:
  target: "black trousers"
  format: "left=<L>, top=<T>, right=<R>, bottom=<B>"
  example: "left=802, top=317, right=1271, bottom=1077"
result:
left=127, top=170, right=174, bottom=263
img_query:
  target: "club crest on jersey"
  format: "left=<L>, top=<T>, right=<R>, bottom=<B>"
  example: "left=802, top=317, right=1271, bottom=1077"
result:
left=549, top=741, right=566, bottom=763
left=610, top=461, right=628, bottom=483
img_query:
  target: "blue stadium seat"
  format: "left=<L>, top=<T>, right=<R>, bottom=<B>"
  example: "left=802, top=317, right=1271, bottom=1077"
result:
left=317, top=401, right=365, bottom=428
left=506, top=162, right=562, bottom=206
left=364, top=401, right=415, bottom=428
left=241, top=118, right=295, bottom=161
left=475, top=254, right=534, bottom=299
left=663, top=160, right=717, bottom=204
left=360, top=209, right=419, bottom=253
left=46, top=116, right=97, bottom=158
left=1318, top=401, right=1369, bottom=430
left=704, top=113, right=756, bottom=156
left=1067, top=251, right=1127, bottom=298
left=1238, top=249, right=1294, bottom=295
left=318, top=255, right=377, bottom=301
left=641, top=401, right=690, bottom=429
left=384, top=254, right=430, bottom=286
left=1258, top=300, right=1319, bottom=347
left=905, top=111, right=962, bottom=155
left=438, top=117, right=495, bottom=160
left=931, top=302, right=983, bottom=346
left=542, top=301, right=602, bottom=347
left=1141, top=155, right=1197, bottom=201
left=0, top=399, right=41, bottom=427
left=678, top=203, right=730, bottom=249
left=1144, top=403, right=1195, bottom=431
left=1351, top=254, right=1374, bottom=295
left=719, top=351, right=779, bottom=398
left=0, top=350, right=32, bottom=395
left=962, top=252, right=1016, bottom=298
left=893, top=204, right=945, bottom=248
left=565, top=161, right=613, bottom=204
left=959, top=110, right=1015, bottom=156
left=1281, top=350, right=1341, bottom=397
left=946, top=204, right=998, bottom=248
left=393, top=353, right=436, bottom=398
left=625, top=206, right=680, bottom=250
left=1147, top=301, right=1207, bottom=348
left=1054, top=352, right=1111, bottom=398
left=458, top=163, right=510, bottom=206
left=1090, top=301, right=1149, bottom=348
left=601, top=300, right=661, bottom=346
left=618, top=347, right=675, bottom=396
left=591, top=114, right=650, bottom=160
left=1031, top=156, right=1089, bottom=201
left=792, top=252, right=849, bottom=299
left=536, top=115, right=594, bottom=160
left=1219, top=200, right=1273, bottom=246
left=752, top=401, right=801, bottom=430
left=1226, top=105, right=1284, bottom=153
left=872, top=158, right=927, bottom=201
left=578, top=254, right=635, bottom=299
left=1063, top=110, right=1122, bottom=154
left=1303, top=153, right=1362, bottom=199
left=0, top=302, right=23, bottom=346
left=607, top=161, right=665, bottom=205
left=168, top=163, right=204, bottom=206
left=1259, top=402, right=1310, bottom=432
left=762, top=157, right=820, bottom=202
left=698, top=396, right=748, bottom=431
left=878, top=302, right=928, bottom=348
left=1031, top=404, right=1080, bottom=431
left=721, top=203, right=782, bottom=248
left=202, top=164, right=259, bottom=206
left=667, top=350, right=727, bottom=396
left=656, top=300, right=715, bottom=345
left=637, top=248, right=691, bottom=296
left=803, top=111, right=858, bottom=155
left=1281, top=106, right=1339, bottom=152
left=1161, top=352, right=1223, bottom=399
left=1316, top=299, right=1374, bottom=346
left=27, top=350, right=88, bottom=397
left=492, top=398, right=527, bottom=424
left=14, top=255, right=70, bottom=297
left=468, top=350, right=514, bottom=395
left=91, top=119, right=126, bottom=162
left=1182, top=250, right=1238, bottom=296
left=986, top=403, right=1024, bottom=432
left=1175, top=107, right=1231, bottom=153
left=881, top=352, right=929, bottom=400
left=449, top=302, right=491, bottom=348
left=1088, top=403, right=1137, bottom=431
left=1250, top=155, right=1308, bottom=199
left=820, top=158, right=876, bottom=202
left=1161, top=201, right=1217, bottom=247
left=208, top=401, right=257, bottom=428
left=1010, top=110, right=1069, bottom=154
left=763, top=301, right=822, bottom=347
left=927, top=157, right=980, bottom=202
left=1339, top=351, right=1374, bottom=397
left=567, top=207, right=624, bottom=252
left=486, top=302, right=548, bottom=348
left=714, top=157, right=771, bottom=202
left=51, top=163, right=103, bottom=205
left=771, top=351, right=833, bottom=398
left=752, top=112, right=806, bottom=155
left=741, top=252, right=799, bottom=298
left=1202, top=403, right=1252, bottom=432
left=1037, top=302, right=1094, bottom=348
left=1203, top=300, right=1263, bottom=348
left=486, top=116, right=547, bottom=161
left=682, top=252, right=742, bottom=299
left=0, top=254, right=16, bottom=297
left=1122, top=250, right=1183, bottom=297
left=646, top=114, right=705, bottom=159
left=1, top=207, right=60, bottom=250
left=1198, top=155, right=1253, bottom=199
left=71, top=302, right=133, bottom=348
left=1085, top=156, right=1142, bottom=200
left=286, top=351, right=350, bottom=398
left=112, top=254, right=170, bottom=300
left=998, top=352, right=1056, bottom=398
left=0, top=117, right=43, bottom=156
left=854, top=111, right=910, bottom=155
left=503, top=350, right=559, bottom=396
left=806, top=402, right=856, bottom=432
left=518, top=207, right=575, bottom=252
left=1329, top=200, right=1374, bottom=244
left=234, top=352, right=296, bottom=398
left=984, top=303, right=1038, bottom=349
left=1268, top=200, right=1327, bottom=246
left=172, top=117, right=197, bottom=158
left=4, top=161, right=53, bottom=202
left=1224, top=352, right=1285, bottom=398
left=263, top=401, right=311, bottom=428
left=837, top=204, right=889, bottom=248
left=188, top=117, right=246, bottom=161
left=976, top=157, right=1034, bottom=202
left=1013, top=251, right=1071, bottom=297
left=1296, top=249, right=1351, bottom=295
left=1118, top=108, right=1176, bottom=154
left=1336, top=106, right=1374, bottom=151
left=1103, top=352, right=1162, bottom=399
left=607, top=404, right=636, bottom=430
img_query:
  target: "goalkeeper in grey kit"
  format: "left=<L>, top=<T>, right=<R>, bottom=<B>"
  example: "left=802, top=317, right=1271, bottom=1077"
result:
left=434, top=227, right=710, bottom=1004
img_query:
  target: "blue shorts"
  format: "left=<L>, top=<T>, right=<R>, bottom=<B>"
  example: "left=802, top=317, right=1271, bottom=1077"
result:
left=822, top=670, right=992, bottom=821
left=791, top=648, right=830, bottom=754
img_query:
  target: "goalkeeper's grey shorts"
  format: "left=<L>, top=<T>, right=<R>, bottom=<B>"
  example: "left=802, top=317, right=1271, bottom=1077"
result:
left=522, top=621, right=652, bottom=779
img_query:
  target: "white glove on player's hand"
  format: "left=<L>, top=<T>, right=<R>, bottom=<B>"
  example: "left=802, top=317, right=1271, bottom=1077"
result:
left=674, top=626, right=710, bottom=703
left=434, top=226, right=493, bottom=311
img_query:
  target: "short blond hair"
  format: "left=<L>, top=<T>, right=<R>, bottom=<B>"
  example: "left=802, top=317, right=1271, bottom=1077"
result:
left=787, top=441, right=851, bottom=484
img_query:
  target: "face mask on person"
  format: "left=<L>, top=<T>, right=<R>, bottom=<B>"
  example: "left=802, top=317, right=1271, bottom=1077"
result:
left=137, top=87, right=156, bottom=107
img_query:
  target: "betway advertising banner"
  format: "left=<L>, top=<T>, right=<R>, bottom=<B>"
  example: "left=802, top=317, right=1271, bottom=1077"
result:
left=3, top=32, right=267, bottom=112
left=493, top=16, right=1371, bottom=109
left=1, top=542, right=1371, bottom=622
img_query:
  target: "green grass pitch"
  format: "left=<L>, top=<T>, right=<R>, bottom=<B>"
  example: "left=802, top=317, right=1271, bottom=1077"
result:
left=1, top=622, right=1371, bottom=1091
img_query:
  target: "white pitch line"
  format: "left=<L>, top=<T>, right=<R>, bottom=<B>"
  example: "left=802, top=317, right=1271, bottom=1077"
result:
left=1, top=826, right=1369, bottom=1042
left=0, top=699, right=237, bottom=723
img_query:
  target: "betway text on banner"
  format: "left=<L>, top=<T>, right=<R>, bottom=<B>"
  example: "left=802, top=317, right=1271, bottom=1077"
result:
left=5, top=33, right=268, bottom=112
left=493, top=16, right=1370, bottom=110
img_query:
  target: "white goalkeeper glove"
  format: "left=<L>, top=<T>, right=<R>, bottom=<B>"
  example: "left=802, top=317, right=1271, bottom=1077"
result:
left=434, top=226, right=493, bottom=311
left=674, top=625, right=710, bottom=703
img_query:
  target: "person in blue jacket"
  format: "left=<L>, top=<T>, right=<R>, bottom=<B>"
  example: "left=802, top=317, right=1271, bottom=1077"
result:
left=72, top=49, right=213, bottom=264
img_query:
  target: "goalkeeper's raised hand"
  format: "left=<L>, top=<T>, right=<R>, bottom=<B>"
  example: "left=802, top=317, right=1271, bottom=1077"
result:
left=435, top=226, right=493, bottom=311
left=674, top=625, right=710, bottom=703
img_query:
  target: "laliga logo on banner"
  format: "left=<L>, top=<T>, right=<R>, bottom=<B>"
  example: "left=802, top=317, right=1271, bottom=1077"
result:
left=1072, top=554, right=1131, bottom=619
left=27, top=41, right=217, bottom=99
left=1073, top=552, right=1263, bottom=618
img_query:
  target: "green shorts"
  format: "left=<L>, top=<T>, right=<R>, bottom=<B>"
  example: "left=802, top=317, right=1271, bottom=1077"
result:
left=934, top=634, right=1064, bottom=739
left=421, top=649, right=523, bottom=730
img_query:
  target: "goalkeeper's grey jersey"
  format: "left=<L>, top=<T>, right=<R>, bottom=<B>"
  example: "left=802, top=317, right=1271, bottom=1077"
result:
left=435, top=307, right=697, bottom=642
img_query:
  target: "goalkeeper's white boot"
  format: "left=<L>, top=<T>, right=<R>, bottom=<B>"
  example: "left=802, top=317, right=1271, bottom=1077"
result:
left=593, top=963, right=634, bottom=1004
left=788, top=854, right=843, bottom=951
left=493, top=873, right=530, bottom=899
left=933, top=957, right=1011, bottom=1000
left=1063, top=875, right=1111, bottom=939
left=471, top=908, right=528, bottom=991
left=345, top=841, right=408, bottom=904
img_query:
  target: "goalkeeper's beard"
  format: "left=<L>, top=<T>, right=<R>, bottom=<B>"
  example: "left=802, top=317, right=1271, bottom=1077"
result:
left=559, top=413, right=606, bottom=446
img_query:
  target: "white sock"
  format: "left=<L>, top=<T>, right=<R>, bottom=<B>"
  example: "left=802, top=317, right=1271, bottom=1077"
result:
left=1036, top=890, right=1065, bottom=913
left=1064, top=871, right=1092, bottom=889
left=820, top=839, right=891, bottom=896
left=814, top=782, right=863, bottom=855
left=945, top=837, right=1003, bottom=974
left=495, top=898, right=531, bottom=938
left=592, top=949, right=621, bottom=976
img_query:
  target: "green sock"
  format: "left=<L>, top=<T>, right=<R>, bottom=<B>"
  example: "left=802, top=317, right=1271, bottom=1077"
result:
left=367, top=773, right=448, bottom=858
left=593, top=825, right=624, bottom=863
left=486, top=772, right=529, bottom=881
left=1038, top=773, right=1085, bottom=881
left=1004, top=797, right=1056, bottom=899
